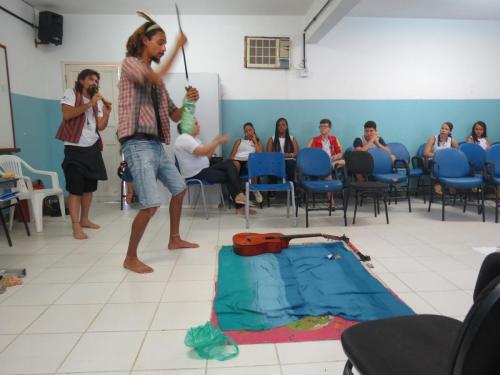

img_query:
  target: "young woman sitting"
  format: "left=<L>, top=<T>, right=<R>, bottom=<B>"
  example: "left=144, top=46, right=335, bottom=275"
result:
left=424, top=121, right=459, bottom=195
left=229, top=122, right=263, bottom=203
left=466, top=121, right=490, bottom=151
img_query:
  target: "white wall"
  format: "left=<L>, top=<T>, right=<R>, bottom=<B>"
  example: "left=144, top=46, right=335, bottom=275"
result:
left=2, top=3, right=500, bottom=101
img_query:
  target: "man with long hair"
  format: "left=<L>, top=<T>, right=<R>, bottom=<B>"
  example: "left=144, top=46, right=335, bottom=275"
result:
left=56, top=69, right=111, bottom=240
left=117, top=17, right=199, bottom=273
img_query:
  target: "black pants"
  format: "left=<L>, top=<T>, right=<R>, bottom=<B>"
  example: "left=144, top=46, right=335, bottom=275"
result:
left=191, top=159, right=243, bottom=207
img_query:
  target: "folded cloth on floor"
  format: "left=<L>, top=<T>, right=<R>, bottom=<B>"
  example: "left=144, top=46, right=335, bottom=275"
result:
left=215, top=242, right=413, bottom=331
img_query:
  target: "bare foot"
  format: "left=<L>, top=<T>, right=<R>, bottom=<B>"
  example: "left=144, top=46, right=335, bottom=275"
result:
left=123, top=257, right=154, bottom=273
left=168, top=237, right=199, bottom=250
left=236, top=207, right=257, bottom=215
left=72, top=223, right=88, bottom=240
left=80, top=220, right=100, bottom=229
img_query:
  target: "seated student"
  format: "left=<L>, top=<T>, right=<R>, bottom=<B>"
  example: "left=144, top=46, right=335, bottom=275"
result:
left=229, top=122, right=263, bottom=203
left=353, top=120, right=393, bottom=157
left=353, top=121, right=393, bottom=181
left=466, top=121, right=490, bottom=151
left=308, top=118, right=345, bottom=168
left=174, top=120, right=253, bottom=215
left=266, top=117, right=299, bottom=181
left=423, top=121, right=459, bottom=194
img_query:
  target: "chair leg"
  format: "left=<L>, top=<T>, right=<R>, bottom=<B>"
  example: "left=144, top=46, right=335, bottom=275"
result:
left=120, top=180, right=124, bottom=210
left=16, top=198, right=30, bottom=237
left=428, top=185, right=434, bottom=212
left=199, top=185, right=208, bottom=220
left=286, top=191, right=290, bottom=218
left=305, top=191, right=309, bottom=228
left=0, top=208, right=13, bottom=246
left=481, top=186, right=485, bottom=222
left=407, top=183, right=412, bottom=213
left=328, top=193, right=332, bottom=216
left=353, top=191, right=359, bottom=225
left=442, top=189, right=446, bottom=221
left=218, top=185, right=226, bottom=210
left=8, top=202, right=15, bottom=232
left=496, top=190, right=499, bottom=223
left=245, top=185, right=250, bottom=229
left=384, top=194, right=389, bottom=224
left=32, top=195, right=44, bottom=232
left=373, top=194, right=378, bottom=217
left=342, top=189, right=348, bottom=227
left=58, top=192, right=66, bottom=221
left=291, top=187, right=297, bottom=227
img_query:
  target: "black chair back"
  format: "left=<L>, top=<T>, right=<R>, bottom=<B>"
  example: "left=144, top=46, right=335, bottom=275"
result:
left=346, top=151, right=374, bottom=176
left=450, top=253, right=500, bottom=375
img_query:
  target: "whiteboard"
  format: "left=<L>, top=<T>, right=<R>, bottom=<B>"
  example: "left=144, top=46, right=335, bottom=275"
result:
left=0, top=44, right=17, bottom=153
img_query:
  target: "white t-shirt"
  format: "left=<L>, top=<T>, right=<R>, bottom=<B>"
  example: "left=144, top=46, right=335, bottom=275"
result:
left=321, top=138, right=332, bottom=158
left=234, top=139, right=256, bottom=161
left=271, top=135, right=294, bottom=154
left=61, top=88, right=103, bottom=147
left=174, top=133, right=210, bottom=178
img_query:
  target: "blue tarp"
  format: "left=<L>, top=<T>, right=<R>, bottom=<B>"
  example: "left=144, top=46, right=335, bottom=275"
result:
left=215, top=242, right=414, bottom=331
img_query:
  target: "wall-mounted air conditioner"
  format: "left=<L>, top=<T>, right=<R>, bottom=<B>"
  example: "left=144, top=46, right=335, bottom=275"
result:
left=244, top=36, right=290, bottom=69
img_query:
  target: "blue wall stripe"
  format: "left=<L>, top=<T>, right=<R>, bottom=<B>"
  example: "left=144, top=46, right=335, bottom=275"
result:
left=10, top=95, right=500, bottom=190
left=221, top=99, right=500, bottom=156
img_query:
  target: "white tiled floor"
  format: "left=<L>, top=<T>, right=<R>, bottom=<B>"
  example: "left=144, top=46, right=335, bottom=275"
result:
left=0, top=197, right=497, bottom=374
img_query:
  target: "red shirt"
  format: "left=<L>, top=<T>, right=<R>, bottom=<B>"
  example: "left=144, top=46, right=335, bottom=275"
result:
left=310, top=135, right=342, bottom=157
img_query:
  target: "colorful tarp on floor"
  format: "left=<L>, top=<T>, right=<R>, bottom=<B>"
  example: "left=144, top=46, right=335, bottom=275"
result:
left=214, top=242, right=413, bottom=332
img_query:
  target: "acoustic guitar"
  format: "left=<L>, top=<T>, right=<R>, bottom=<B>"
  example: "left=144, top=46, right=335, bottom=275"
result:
left=232, top=232, right=371, bottom=263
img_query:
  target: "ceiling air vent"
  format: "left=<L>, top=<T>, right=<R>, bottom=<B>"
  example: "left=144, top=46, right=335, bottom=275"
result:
left=244, top=36, right=290, bottom=69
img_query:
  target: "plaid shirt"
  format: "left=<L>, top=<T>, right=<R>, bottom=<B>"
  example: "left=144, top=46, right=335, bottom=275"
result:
left=117, top=57, right=178, bottom=144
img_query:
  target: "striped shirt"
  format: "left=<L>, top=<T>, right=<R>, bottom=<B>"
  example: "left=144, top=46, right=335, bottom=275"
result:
left=117, top=57, right=178, bottom=144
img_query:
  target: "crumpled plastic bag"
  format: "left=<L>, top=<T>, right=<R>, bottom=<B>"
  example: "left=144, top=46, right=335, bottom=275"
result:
left=179, top=97, right=196, bottom=134
left=184, top=322, right=239, bottom=361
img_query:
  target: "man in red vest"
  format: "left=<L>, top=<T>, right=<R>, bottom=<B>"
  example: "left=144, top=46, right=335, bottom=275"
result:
left=56, top=69, right=112, bottom=240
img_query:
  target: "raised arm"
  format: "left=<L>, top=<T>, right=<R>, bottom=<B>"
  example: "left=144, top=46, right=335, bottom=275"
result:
left=192, top=135, right=230, bottom=157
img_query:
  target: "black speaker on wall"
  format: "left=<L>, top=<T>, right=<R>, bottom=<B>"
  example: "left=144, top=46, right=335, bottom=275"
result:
left=38, top=11, right=63, bottom=45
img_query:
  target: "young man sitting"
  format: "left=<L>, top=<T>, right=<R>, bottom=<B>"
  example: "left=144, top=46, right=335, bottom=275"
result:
left=308, top=118, right=345, bottom=168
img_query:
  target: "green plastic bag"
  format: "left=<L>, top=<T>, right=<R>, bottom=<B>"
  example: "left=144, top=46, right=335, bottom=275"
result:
left=184, top=322, right=239, bottom=361
left=179, top=97, right=196, bottom=134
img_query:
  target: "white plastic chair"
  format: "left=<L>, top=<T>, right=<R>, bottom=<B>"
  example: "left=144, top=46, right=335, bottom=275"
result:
left=0, top=155, right=66, bottom=232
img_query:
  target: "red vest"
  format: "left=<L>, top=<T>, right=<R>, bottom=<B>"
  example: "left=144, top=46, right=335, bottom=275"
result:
left=310, top=135, right=342, bottom=156
left=55, top=90, right=103, bottom=150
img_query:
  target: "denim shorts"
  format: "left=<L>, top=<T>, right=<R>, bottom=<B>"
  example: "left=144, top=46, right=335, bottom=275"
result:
left=121, top=139, right=186, bottom=209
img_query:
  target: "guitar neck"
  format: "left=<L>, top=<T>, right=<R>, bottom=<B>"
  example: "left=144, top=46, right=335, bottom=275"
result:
left=265, top=233, right=349, bottom=242
left=271, top=233, right=325, bottom=240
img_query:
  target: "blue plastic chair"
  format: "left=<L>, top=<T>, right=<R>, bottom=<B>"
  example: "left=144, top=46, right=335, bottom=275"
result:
left=246, top=152, right=296, bottom=228
left=459, top=142, right=486, bottom=175
left=428, top=149, right=485, bottom=221
left=174, top=157, right=225, bottom=220
left=369, top=148, right=411, bottom=212
left=387, top=142, right=425, bottom=199
left=485, top=144, right=500, bottom=223
left=296, top=148, right=347, bottom=227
